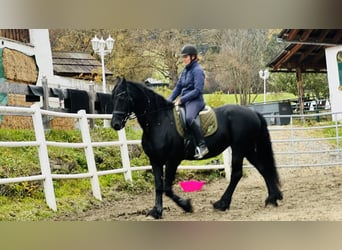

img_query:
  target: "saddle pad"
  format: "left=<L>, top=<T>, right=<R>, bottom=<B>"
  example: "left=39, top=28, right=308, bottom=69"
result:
left=173, top=105, right=218, bottom=137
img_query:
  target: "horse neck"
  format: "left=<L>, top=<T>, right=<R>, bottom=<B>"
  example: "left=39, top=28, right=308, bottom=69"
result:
left=128, top=84, right=151, bottom=116
left=128, top=83, right=172, bottom=128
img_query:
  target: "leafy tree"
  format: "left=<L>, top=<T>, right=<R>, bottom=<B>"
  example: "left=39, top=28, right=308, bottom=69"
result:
left=206, top=29, right=269, bottom=105
left=270, top=72, right=329, bottom=100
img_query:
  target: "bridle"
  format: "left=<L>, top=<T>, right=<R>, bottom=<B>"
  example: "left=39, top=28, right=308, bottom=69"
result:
left=112, top=83, right=174, bottom=126
left=112, top=89, right=135, bottom=126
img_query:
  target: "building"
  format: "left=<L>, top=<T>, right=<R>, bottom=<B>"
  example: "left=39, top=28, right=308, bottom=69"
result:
left=0, top=29, right=113, bottom=128
left=267, top=29, right=342, bottom=121
left=0, top=29, right=112, bottom=91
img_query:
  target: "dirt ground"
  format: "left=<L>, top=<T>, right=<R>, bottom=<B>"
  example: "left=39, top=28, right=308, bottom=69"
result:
left=56, top=165, right=342, bottom=221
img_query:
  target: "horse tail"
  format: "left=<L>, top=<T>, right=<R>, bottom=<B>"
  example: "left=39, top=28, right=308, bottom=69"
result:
left=255, top=112, right=280, bottom=187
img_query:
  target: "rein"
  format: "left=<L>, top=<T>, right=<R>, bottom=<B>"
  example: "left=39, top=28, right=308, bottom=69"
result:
left=125, top=85, right=173, bottom=120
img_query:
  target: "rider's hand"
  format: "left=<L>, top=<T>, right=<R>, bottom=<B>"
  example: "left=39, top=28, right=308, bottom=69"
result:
left=174, top=98, right=181, bottom=106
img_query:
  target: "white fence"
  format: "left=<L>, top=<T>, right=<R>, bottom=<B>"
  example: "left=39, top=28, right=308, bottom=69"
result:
left=0, top=104, right=341, bottom=211
left=266, top=112, right=342, bottom=168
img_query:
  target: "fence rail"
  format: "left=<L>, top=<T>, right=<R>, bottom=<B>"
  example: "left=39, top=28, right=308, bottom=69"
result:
left=0, top=104, right=341, bottom=211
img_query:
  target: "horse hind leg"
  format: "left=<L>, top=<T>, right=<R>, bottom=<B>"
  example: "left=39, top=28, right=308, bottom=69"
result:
left=246, top=150, right=283, bottom=207
left=213, top=151, right=244, bottom=211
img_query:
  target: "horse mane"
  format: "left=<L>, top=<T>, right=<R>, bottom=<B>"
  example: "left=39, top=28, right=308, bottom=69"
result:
left=126, top=79, right=174, bottom=110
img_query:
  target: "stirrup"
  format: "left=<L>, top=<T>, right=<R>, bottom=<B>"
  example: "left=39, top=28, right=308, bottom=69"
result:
left=194, top=146, right=209, bottom=159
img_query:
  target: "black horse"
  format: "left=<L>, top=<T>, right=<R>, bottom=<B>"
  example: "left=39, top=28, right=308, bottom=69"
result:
left=111, top=77, right=283, bottom=219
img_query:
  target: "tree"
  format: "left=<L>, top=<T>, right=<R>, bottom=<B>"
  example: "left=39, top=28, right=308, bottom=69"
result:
left=207, top=29, right=269, bottom=105
left=270, top=72, right=329, bottom=100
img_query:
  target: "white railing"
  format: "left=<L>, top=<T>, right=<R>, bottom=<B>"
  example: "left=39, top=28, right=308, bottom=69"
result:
left=0, top=104, right=341, bottom=211
left=265, top=112, right=342, bottom=168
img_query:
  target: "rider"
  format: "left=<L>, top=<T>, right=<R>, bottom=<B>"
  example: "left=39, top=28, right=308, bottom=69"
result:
left=168, top=44, right=209, bottom=159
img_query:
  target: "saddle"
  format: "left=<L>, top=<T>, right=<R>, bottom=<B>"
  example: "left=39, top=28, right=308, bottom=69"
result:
left=173, top=105, right=218, bottom=138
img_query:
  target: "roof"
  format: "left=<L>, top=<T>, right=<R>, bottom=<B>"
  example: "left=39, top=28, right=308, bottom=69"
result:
left=52, top=51, right=113, bottom=77
left=144, top=78, right=169, bottom=88
left=267, top=29, right=342, bottom=73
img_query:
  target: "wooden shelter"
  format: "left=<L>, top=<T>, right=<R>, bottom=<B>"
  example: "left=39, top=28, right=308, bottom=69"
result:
left=267, top=29, right=342, bottom=114
left=52, top=51, right=113, bottom=79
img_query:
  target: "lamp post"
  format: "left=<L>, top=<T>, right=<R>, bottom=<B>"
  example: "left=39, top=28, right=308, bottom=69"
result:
left=91, top=35, right=115, bottom=93
left=259, top=69, right=270, bottom=104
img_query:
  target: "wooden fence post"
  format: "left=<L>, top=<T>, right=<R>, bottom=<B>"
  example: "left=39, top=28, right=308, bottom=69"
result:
left=88, top=82, right=95, bottom=129
left=42, top=76, right=50, bottom=129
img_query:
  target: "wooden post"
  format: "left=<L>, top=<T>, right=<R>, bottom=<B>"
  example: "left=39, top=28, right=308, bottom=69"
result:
left=42, top=76, right=50, bottom=129
left=89, top=82, right=95, bottom=129
left=296, top=67, right=305, bottom=123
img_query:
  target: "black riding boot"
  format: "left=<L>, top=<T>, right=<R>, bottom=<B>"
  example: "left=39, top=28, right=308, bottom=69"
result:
left=189, top=119, right=209, bottom=159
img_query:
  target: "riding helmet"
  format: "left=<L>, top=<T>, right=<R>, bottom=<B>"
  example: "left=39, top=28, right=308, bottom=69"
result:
left=181, top=44, right=198, bottom=56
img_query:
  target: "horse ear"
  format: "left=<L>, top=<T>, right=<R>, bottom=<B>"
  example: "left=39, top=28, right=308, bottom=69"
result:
left=114, top=76, right=126, bottom=86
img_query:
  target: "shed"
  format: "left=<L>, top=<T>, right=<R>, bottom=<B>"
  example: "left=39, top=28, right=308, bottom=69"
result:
left=249, top=101, right=292, bottom=125
left=52, top=51, right=113, bottom=79
left=267, top=29, right=342, bottom=115
left=144, top=77, right=169, bottom=88
left=268, top=29, right=342, bottom=73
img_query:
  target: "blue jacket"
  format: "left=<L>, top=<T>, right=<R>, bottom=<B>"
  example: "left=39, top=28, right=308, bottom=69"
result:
left=168, top=60, right=205, bottom=106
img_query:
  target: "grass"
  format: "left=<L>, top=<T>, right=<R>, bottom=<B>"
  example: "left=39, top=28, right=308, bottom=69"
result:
left=204, top=92, right=296, bottom=107
left=321, top=122, right=342, bottom=148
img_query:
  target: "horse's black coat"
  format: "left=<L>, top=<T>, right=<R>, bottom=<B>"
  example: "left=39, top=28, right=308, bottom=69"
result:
left=111, top=77, right=283, bottom=219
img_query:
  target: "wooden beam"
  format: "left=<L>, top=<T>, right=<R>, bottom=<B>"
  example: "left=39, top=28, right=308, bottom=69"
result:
left=298, top=30, right=330, bottom=63
left=0, top=82, right=31, bottom=95
left=317, top=30, right=330, bottom=42
left=274, top=44, right=303, bottom=70
left=287, top=29, right=299, bottom=40
left=332, top=30, right=342, bottom=43
left=296, top=67, right=305, bottom=118
left=299, top=29, right=313, bottom=42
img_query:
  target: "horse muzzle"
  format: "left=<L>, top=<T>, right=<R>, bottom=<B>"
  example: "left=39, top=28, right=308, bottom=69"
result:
left=111, top=120, right=122, bottom=130
left=111, top=117, right=125, bottom=130
left=111, top=111, right=129, bottom=130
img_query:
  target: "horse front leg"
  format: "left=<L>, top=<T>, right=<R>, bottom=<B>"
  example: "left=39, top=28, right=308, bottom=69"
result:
left=147, top=164, right=164, bottom=219
left=164, top=160, right=193, bottom=213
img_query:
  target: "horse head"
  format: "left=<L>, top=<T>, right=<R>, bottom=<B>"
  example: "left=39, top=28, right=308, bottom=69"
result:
left=111, top=77, right=133, bottom=130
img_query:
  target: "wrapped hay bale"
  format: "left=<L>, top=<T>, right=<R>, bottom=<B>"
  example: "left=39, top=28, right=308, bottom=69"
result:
left=0, top=48, right=38, bottom=129
left=50, top=117, right=75, bottom=130
left=2, top=48, right=38, bottom=84
left=0, top=94, right=34, bottom=129
left=0, top=48, right=75, bottom=130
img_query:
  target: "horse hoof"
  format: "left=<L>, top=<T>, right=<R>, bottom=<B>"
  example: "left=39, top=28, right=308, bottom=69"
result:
left=146, top=207, right=162, bottom=219
left=213, top=200, right=229, bottom=211
left=265, top=193, right=283, bottom=207
left=180, top=199, right=193, bottom=213
left=265, top=199, right=278, bottom=207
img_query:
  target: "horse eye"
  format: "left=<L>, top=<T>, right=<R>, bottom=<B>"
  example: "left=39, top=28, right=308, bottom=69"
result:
left=116, top=91, right=126, bottom=97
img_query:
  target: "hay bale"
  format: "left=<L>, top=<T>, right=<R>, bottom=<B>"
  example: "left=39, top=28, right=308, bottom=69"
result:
left=0, top=94, right=75, bottom=130
left=0, top=94, right=34, bottom=129
left=0, top=115, right=33, bottom=129
left=50, top=117, right=75, bottom=130
left=2, top=48, right=38, bottom=84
